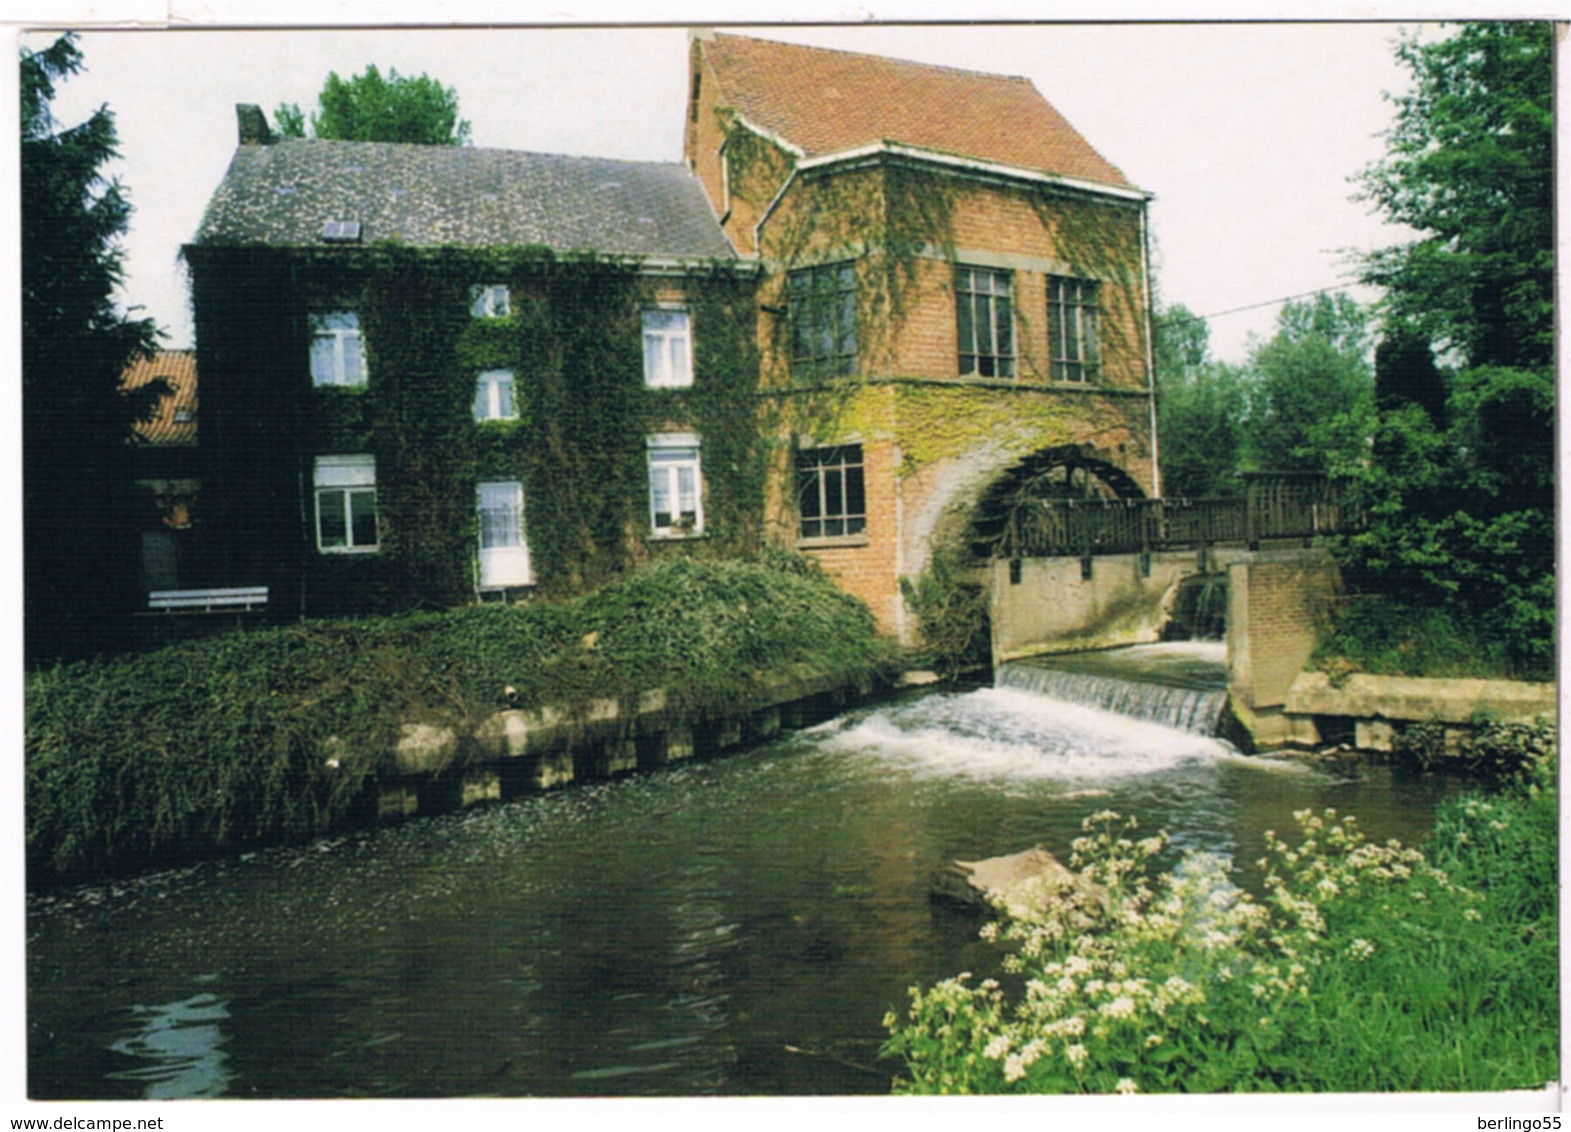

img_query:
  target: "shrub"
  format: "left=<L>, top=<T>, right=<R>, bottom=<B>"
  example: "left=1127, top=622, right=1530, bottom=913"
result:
left=26, top=555, right=898, bottom=879
left=885, top=790, right=1558, bottom=1094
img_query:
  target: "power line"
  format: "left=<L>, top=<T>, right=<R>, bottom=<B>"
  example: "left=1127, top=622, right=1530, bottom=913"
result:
left=1155, top=282, right=1366, bottom=328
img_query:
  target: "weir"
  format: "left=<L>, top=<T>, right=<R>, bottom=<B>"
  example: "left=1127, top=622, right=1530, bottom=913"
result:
left=996, top=642, right=1230, bottom=736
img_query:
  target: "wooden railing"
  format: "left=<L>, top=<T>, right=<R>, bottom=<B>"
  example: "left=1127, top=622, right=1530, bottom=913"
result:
left=996, top=474, right=1363, bottom=559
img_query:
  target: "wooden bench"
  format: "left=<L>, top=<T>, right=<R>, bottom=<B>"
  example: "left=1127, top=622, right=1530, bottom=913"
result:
left=147, top=586, right=269, bottom=614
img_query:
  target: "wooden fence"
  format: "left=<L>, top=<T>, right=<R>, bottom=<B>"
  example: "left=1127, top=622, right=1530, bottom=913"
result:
left=996, top=473, right=1363, bottom=560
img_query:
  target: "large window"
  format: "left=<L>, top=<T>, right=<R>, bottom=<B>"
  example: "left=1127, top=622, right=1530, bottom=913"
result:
left=473, top=370, right=518, bottom=422
left=788, top=262, right=857, bottom=379
left=476, top=481, right=531, bottom=588
left=647, top=433, right=704, bottom=537
left=310, top=311, right=366, bottom=387
left=314, top=455, right=378, bottom=552
left=955, top=266, right=1014, bottom=378
left=796, top=444, right=866, bottom=541
left=642, top=309, right=693, bottom=389
left=1048, top=276, right=1100, bottom=382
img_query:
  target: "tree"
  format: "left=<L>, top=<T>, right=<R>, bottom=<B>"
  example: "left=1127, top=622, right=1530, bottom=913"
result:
left=275, top=64, right=472, bottom=145
left=1153, top=305, right=1247, bottom=498
left=22, top=34, right=160, bottom=663
left=1241, top=292, right=1374, bottom=476
left=1357, top=23, right=1553, bottom=370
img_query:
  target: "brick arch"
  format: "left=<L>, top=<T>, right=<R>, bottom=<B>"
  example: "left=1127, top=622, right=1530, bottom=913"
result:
left=966, top=444, right=1147, bottom=558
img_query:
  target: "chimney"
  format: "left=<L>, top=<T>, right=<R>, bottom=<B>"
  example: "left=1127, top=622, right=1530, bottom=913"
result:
left=236, top=104, right=273, bottom=146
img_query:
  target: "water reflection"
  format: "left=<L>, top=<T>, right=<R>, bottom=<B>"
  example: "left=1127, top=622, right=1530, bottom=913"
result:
left=107, top=991, right=232, bottom=1099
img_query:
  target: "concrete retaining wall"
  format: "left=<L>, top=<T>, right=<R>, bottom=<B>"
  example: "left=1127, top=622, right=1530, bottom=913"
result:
left=374, top=668, right=878, bottom=820
left=1282, top=671, right=1557, bottom=752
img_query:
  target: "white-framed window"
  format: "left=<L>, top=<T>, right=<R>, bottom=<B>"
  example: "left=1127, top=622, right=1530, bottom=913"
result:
left=476, top=480, right=532, bottom=589
left=796, top=444, right=866, bottom=541
left=310, top=311, right=367, bottom=388
left=473, top=370, right=518, bottom=422
left=314, top=455, right=379, bottom=553
left=647, top=433, right=703, bottom=538
left=1048, top=275, right=1101, bottom=382
left=470, top=284, right=511, bottom=319
left=955, top=266, right=1015, bottom=378
left=642, top=309, right=693, bottom=389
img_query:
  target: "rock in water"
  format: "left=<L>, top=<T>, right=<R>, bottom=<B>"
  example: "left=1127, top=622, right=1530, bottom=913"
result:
left=931, top=845, right=1101, bottom=919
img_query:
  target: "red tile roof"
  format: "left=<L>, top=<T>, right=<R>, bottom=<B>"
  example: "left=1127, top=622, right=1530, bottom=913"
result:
left=121, top=349, right=198, bottom=446
left=700, top=32, right=1135, bottom=191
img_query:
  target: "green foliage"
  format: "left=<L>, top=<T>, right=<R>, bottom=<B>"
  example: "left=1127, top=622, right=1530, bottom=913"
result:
left=899, top=546, right=991, bottom=679
left=1154, top=306, right=1246, bottom=497
left=26, top=555, right=899, bottom=879
left=1333, top=362, right=1554, bottom=677
left=1393, top=717, right=1557, bottom=785
left=1241, top=293, right=1374, bottom=475
left=275, top=63, right=472, bottom=145
left=187, top=245, right=763, bottom=616
left=1357, top=23, right=1553, bottom=370
left=886, top=795, right=1558, bottom=1094
left=1314, top=595, right=1524, bottom=680
left=21, top=34, right=162, bottom=664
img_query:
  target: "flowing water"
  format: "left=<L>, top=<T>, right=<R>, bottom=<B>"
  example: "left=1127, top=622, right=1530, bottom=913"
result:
left=27, top=645, right=1459, bottom=1099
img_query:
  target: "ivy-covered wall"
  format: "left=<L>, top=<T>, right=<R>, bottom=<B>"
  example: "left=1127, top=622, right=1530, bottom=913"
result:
left=186, top=245, right=761, bottom=619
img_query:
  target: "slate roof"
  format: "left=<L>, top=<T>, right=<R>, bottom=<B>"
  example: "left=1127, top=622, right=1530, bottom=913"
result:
left=700, top=33, right=1135, bottom=191
left=193, top=139, right=736, bottom=259
left=121, top=350, right=198, bottom=447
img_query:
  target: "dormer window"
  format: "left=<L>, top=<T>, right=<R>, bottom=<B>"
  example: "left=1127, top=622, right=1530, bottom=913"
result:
left=309, top=311, right=366, bottom=388
left=321, top=219, right=361, bottom=243
left=470, top=284, right=511, bottom=319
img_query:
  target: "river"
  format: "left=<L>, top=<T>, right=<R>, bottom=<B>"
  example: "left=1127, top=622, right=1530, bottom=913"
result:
left=27, top=644, right=1459, bottom=1098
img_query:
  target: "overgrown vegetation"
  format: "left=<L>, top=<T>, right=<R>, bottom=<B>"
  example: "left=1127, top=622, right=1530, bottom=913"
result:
left=26, top=555, right=898, bottom=881
left=899, top=546, right=991, bottom=679
left=884, top=740, right=1557, bottom=1093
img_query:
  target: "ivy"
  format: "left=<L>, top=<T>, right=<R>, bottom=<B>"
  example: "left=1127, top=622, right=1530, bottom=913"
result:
left=187, top=243, right=764, bottom=616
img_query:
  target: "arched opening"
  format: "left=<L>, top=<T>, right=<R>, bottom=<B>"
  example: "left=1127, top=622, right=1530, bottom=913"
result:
left=967, top=445, right=1145, bottom=558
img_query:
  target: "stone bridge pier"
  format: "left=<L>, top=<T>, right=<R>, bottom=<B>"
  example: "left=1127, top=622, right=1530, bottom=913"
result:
left=987, top=545, right=1343, bottom=749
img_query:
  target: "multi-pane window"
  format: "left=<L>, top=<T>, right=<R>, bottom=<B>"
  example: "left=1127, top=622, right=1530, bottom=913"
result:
left=787, top=262, right=857, bottom=379
left=314, top=455, right=378, bottom=552
left=1048, top=276, right=1100, bottom=382
left=642, top=309, right=693, bottom=388
left=309, top=311, right=366, bottom=387
left=470, top=284, right=511, bottom=319
left=476, top=480, right=531, bottom=589
left=955, top=266, right=1015, bottom=378
left=647, top=434, right=704, bottom=537
left=473, top=370, right=518, bottom=422
left=796, top=444, right=866, bottom=541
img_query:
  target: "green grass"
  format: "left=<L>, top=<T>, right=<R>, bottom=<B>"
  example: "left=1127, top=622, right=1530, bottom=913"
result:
left=26, top=553, right=899, bottom=880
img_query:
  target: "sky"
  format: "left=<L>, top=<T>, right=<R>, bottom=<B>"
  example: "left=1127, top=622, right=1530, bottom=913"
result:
left=14, top=19, right=1454, bottom=363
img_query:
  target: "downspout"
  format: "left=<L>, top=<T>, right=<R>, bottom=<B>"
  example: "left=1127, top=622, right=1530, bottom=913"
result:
left=1140, top=199, right=1161, bottom=499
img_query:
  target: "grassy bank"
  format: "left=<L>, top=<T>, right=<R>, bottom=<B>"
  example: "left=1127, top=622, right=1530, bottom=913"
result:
left=1313, top=595, right=1554, bottom=683
left=27, top=554, right=899, bottom=881
left=884, top=744, right=1558, bottom=1094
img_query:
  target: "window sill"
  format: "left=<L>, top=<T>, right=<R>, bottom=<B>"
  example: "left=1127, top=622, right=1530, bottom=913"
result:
left=318, top=547, right=380, bottom=556
left=797, top=534, right=870, bottom=550
left=648, top=530, right=706, bottom=542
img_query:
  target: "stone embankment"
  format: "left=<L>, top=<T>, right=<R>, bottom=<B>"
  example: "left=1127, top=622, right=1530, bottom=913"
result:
left=377, top=667, right=882, bottom=819
left=1280, top=672, right=1557, bottom=753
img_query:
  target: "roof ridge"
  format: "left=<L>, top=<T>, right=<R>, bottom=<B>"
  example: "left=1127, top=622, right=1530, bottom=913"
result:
left=709, top=31, right=1034, bottom=87
left=268, top=137, right=693, bottom=169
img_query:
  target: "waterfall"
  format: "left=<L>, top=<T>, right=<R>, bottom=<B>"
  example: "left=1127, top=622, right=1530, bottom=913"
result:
left=996, top=643, right=1230, bottom=736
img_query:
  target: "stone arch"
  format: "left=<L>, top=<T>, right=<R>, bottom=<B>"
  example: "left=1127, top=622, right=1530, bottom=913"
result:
left=967, top=444, right=1147, bottom=557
